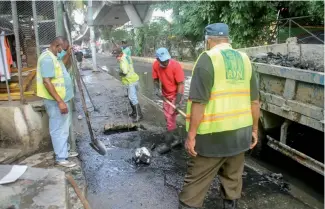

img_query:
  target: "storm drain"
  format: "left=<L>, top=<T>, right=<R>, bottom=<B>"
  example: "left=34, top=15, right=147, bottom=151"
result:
left=103, top=123, right=145, bottom=135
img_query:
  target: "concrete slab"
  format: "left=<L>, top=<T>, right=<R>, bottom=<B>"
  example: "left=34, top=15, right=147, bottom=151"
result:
left=0, top=148, right=22, bottom=164
left=0, top=166, right=67, bottom=209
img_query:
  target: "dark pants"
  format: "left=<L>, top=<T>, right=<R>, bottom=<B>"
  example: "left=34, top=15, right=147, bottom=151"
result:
left=179, top=152, right=245, bottom=208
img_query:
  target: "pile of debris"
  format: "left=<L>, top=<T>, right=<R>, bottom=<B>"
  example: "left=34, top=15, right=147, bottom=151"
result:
left=250, top=52, right=324, bottom=72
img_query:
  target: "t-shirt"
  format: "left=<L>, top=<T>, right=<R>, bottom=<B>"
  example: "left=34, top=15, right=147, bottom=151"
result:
left=189, top=51, right=259, bottom=157
left=40, top=54, right=74, bottom=102
left=152, top=59, right=185, bottom=98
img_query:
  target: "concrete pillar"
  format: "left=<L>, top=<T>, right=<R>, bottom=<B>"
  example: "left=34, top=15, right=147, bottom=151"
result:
left=88, top=0, right=99, bottom=72
left=123, top=4, right=143, bottom=28
left=55, top=0, right=65, bottom=36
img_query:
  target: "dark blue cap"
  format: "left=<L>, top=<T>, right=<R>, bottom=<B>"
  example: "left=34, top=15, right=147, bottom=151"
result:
left=205, top=23, right=229, bottom=36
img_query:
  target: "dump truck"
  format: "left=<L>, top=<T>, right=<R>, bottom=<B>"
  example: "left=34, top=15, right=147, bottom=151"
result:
left=238, top=38, right=324, bottom=175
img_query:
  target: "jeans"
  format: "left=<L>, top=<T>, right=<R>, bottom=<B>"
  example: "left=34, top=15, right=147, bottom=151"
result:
left=128, top=81, right=139, bottom=105
left=44, top=99, right=71, bottom=162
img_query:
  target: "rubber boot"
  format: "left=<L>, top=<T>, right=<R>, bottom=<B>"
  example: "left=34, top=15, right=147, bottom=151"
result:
left=129, top=102, right=136, bottom=118
left=223, top=199, right=237, bottom=209
left=133, top=104, right=143, bottom=122
left=156, top=131, right=174, bottom=154
left=170, top=129, right=182, bottom=148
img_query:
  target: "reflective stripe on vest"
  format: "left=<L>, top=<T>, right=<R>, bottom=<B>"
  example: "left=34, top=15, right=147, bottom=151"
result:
left=186, top=44, right=253, bottom=134
left=36, top=50, right=66, bottom=100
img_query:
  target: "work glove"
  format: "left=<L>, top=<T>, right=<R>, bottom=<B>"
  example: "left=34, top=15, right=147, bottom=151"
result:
left=119, top=72, right=126, bottom=77
left=154, top=87, right=162, bottom=98
left=174, top=93, right=183, bottom=114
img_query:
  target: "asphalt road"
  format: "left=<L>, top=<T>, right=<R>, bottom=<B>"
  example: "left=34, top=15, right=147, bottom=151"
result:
left=73, top=55, right=323, bottom=209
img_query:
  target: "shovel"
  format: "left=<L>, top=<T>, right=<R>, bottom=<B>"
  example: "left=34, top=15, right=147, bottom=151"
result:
left=63, top=13, right=107, bottom=156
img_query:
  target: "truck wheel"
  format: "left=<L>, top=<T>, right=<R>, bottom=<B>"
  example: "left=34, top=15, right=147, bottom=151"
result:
left=251, top=122, right=266, bottom=158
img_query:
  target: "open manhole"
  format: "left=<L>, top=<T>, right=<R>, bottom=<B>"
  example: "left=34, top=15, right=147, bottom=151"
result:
left=103, top=123, right=146, bottom=135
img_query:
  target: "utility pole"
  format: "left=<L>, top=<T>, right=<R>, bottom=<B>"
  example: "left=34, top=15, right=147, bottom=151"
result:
left=87, top=0, right=99, bottom=72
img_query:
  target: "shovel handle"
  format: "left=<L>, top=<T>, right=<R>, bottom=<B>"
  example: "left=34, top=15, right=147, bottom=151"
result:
left=162, top=97, right=186, bottom=118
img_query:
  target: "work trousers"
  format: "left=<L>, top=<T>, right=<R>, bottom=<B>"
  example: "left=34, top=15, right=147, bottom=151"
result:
left=128, top=81, right=139, bottom=105
left=179, top=152, right=245, bottom=208
left=44, top=99, right=71, bottom=162
left=163, top=95, right=177, bottom=131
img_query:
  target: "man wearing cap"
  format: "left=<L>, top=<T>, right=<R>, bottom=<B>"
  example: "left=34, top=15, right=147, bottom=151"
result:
left=113, top=47, right=143, bottom=122
left=179, top=23, right=260, bottom=209
left=153, top=47, right=185, bottom=154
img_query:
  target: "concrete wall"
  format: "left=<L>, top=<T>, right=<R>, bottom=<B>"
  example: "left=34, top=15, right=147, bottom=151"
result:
left=0, top=102, right=50, bottom=159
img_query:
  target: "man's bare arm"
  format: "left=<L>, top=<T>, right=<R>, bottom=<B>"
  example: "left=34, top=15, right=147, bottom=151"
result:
left=251, top=100, right=260, bottom=131
left=176, top=82, right=184, bottom=94
left=188, top=102, right=206, bottom=139
left=43, top=78, right=64, bottom=103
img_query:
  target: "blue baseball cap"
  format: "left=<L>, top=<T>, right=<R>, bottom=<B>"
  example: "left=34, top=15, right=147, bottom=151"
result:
left=205, top=23, right=229, bottom=37
left=155, top=48, right=171, bottom=62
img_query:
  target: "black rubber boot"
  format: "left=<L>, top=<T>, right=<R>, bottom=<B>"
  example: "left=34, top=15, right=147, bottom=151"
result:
left=170, top=129, right=182, bottom=148
left=133, top=104, right=143, bottom=122
left=129, top=102, right=136, bottom=118
left=223, top=199, right=237, bottom=209
left=156, top=131, right=174, bottom=154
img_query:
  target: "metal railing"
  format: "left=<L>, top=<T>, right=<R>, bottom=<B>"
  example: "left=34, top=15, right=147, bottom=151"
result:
left=274, top=16, right=324, bottom=44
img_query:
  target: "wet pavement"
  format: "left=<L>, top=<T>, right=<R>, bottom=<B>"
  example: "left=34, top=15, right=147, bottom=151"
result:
left=72, top=55, right=321, bottom=209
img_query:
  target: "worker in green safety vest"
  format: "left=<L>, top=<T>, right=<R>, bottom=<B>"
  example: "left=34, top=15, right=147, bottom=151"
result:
left=112, top=47, right=143, bottom=122
left=36, top=36, right=77, bottom=168
left=178, top=23, right=260, bottom=209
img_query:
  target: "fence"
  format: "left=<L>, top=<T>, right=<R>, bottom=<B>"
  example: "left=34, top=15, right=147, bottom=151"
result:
left=0, top=1, right=61, bottom=104
left=274, top=16, right=324, bottom=44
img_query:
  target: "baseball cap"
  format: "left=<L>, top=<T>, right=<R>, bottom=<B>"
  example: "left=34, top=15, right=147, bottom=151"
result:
left=155, top=48, right=171, bottom=62
left=205, top=23, right=229, bottom=37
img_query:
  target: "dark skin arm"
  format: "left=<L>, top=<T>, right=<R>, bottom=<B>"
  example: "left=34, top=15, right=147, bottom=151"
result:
left=43, top=78, right=68, bottom=114
left=62, top=46, right=72, bottom=69
left=250, top=100, right=260, bottom=149
left=185, top=102, right=206, bottom=157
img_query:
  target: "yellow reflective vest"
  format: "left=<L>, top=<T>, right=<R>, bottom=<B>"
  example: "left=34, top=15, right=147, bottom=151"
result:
left=119, top=53, right=139, bottom=85
left=36, top=50, right=66, bottom=100
left=186, top=44, right=253, bottom=134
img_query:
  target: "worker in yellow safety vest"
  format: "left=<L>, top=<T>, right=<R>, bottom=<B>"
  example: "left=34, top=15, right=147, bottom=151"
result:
left=37, top=36, right=78, bottom=168
left=178, top=23, right=260, bottom=209
left=112, top=47, right=143, bottom=122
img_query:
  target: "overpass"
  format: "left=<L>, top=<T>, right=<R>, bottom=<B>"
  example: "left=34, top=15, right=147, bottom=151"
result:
left=74, top=1, right=154, bottom=43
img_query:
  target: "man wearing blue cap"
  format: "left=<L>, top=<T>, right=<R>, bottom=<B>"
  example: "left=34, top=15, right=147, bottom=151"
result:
left=179, top=23, right=260, bottom=209
left=152, top=47, right=185, bottom=154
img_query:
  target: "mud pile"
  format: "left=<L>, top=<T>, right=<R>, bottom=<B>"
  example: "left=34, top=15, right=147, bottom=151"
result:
left=251, top=52, right=324, bottom=72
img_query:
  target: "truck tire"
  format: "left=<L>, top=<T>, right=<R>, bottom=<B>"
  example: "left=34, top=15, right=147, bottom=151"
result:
left=250, top=122, right=266, bottom=158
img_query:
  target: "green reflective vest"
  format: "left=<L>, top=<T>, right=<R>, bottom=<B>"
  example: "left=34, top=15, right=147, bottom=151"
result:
left=186, top=44, right=253, bottom=134
left=120, top=54, right=139, bottom=85
left=36, top=50, right=66, bottom=100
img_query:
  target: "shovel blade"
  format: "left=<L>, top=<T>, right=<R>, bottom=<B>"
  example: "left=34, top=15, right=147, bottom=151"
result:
left=90, top=140, right=107, bottom=156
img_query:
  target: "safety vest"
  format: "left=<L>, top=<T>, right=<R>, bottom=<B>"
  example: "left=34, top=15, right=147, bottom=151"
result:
left=36, top=50, right=66, bottom=100
left=120, top=54, right=139, bottom=85
left=186, top=44, right=253, bottom=134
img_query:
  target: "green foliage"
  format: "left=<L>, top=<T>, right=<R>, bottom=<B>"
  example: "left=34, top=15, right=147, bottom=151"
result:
left=156, top=1, right=324, bottom=48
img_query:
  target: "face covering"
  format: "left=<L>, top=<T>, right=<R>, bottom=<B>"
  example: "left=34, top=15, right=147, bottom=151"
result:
left=57, top=50, right=66, bottom=60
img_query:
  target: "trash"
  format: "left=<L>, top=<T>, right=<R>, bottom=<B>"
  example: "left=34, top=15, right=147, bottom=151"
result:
left=96, top=92, right=101, bottom=96
left=133, top=147, right=151, bottom=165
left=78, top=115, right=83, bottom=120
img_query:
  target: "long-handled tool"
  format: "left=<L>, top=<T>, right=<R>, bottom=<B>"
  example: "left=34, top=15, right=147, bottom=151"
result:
left=66, top=174, right=92, bottom=209
left=161, top=97, right=186, bottom=118
left=63, top=12, right=107, bottom=156
left=80, top=76, right=100, bottom=112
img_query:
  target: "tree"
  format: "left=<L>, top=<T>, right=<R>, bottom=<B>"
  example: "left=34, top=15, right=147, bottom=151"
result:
left=156, top=1, right=324, bottom=48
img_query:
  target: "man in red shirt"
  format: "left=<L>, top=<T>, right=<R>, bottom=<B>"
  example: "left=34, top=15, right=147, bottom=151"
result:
left=152, top=47, right=185, bottom=154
